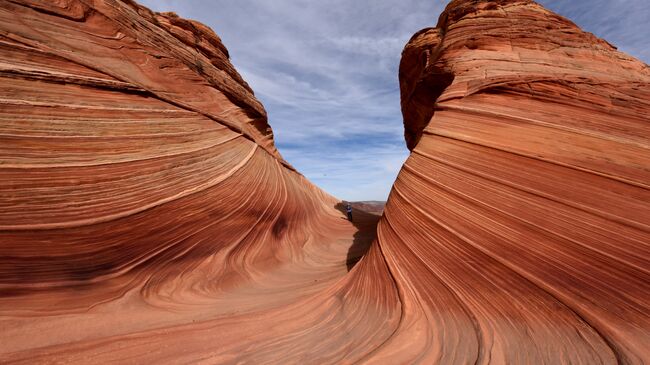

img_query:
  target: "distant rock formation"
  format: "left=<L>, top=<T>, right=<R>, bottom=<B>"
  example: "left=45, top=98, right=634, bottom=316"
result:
left=350, top=201, right=386, bottom=216
left=1, top=0, right=648, bottom=364
left=383, top=0, right=650, bottom=363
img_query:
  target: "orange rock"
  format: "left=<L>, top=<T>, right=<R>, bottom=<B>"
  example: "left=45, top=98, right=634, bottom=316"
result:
left=384, top=0, right=650, bottom=363
left=0, top=0, right=390, bottom=362
left=1, top=0, right=648, bottom=363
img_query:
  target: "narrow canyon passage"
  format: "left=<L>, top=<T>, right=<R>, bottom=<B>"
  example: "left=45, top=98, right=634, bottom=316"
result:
left=1, top=0, right=648, bottom=364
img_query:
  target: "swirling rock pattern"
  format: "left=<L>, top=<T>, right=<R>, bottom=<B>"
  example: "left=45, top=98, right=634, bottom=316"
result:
left=0, top=0, right=387, bottom=363
left=383, top=0, right=650, bottom=363
left=0, top=0, right=649, bottom=364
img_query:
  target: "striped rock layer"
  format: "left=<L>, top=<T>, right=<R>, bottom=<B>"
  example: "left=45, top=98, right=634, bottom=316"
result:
left=388, top=0, right=650, bottom=363
left=0, top=0, right=649, bottom=364
left=0, top=0, right=387, bottom=363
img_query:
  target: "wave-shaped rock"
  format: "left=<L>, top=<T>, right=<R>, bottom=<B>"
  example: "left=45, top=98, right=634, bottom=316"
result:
left=382, top=0, right=650, bottom=363
left=0, top=0, right=387, bottom=362
left=1, top=0, right=648, bottom=364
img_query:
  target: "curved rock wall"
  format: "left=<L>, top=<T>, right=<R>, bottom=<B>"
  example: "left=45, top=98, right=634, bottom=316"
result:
left=0, top=0, right=392, bottom=362
left=1, top=0, right=648, bottom=364
left=0, top=0, right=306, bottom=295
left=381, top=0, right=650, bottom=363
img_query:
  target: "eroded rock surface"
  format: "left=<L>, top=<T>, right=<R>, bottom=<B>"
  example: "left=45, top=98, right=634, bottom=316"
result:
left=383, top=0, right=650, bottom=363
left=0, top=1, right=389, bottom=363
left=0, top=0, right=649, bottom=364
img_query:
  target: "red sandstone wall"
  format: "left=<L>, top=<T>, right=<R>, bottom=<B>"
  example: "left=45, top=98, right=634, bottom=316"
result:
left=0, top=0, right=648, bottom=363
left=379, top=0, right=650, bottom=363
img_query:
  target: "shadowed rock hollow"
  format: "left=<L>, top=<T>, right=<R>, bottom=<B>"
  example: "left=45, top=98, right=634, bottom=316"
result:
left=0, top=0, right=648, bottom=364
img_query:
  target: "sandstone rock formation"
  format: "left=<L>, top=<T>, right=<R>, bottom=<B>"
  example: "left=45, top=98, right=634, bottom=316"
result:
left=0, top=0, right=384, bottom=362
left=388, top=0, right=650, bottom=363
left=1, top=0, right=649, bottom=364
left=350, top=201, right=386, bottom=216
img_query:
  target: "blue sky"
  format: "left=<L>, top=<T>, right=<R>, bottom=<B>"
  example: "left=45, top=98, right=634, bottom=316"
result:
left=139, top=0, right=649, bottom=201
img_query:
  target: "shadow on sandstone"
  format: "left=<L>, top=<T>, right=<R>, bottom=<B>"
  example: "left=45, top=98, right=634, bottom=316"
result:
left=334, top=202, right=382, bottom=272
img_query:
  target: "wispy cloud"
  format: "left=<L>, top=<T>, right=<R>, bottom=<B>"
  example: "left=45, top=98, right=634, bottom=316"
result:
left=138, top=0, right=649, bottom=201
left=538, top=0, right=650, bottom=62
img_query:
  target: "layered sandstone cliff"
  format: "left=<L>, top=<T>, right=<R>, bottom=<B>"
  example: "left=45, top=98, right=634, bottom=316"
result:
left=383, top=0, right=650, bottom=363
left=0, top=0, right=387, bottom=362
left=0, top=0, right=648, bottom=364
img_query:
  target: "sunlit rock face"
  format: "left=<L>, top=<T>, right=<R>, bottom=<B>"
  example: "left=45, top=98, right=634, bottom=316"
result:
left=381, top=0, right=650, bottom=363
left=1, top=0, right=649, bottom=364
left=0, top=1, right=393, bottom=363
